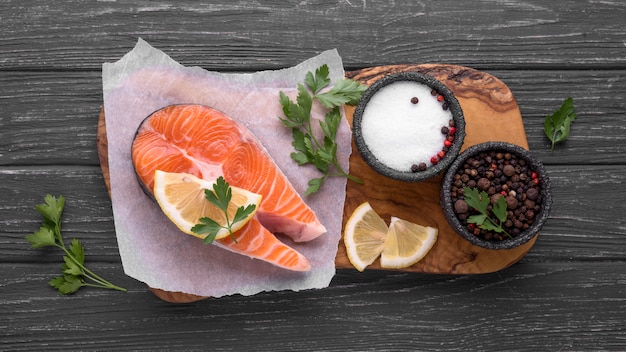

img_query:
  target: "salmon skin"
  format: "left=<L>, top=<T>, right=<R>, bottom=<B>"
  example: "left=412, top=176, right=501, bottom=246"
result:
left=131, top=104, right=327, bottom=272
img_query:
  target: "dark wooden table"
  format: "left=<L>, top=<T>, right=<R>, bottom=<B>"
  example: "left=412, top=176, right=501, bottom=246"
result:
left=2, top=1, right=625, bottom=351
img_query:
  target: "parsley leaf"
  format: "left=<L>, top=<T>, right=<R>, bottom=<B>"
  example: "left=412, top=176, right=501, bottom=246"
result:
left=68, top=238, right=85, bottom=265
left=317, top=79, right=368, bottom=108
left=192, top=217, right=222, bottom=245
left=544, top=97, right=577, bottom=151
left=26, top=195, right=126, bottom=295
left=463, top=187, right=511, bottom=238
left=35, top=194, right=65, bottom=225
left=25, top=227, right=57, bottom=248
left=306, top=178, right=324, bottom=195
left=304, top=65, right=331, bottom=94
left=49, top=275, right=84, bottom=295
left=279, top=64, right=368, bottom=195
left=62, top=254, right=83, bottom=276
left=464, top=187, right=489, bottom=214
left=191, top=176, right=256, bottom=244
left=205, top=177, right=231, bottom=211
left=492, top=196, right=508, bottom=225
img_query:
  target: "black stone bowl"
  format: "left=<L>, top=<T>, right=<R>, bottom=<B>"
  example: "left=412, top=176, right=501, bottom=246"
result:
left=440, top=142, right=552, bottom=250
left=352, top=72, right=465, bottom=182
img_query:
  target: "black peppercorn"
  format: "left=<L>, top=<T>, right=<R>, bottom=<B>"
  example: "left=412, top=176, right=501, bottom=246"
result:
left=477, top=178, right=490, bottom=191
left=449, top=148, right=544, bottom=242
left=454, top=199, right=469, bottom=214
left=526, top=188, right=539, bottom=201
left=506, top=196, right=519, bottom=210
left=503, top=164, right=516, bottom=177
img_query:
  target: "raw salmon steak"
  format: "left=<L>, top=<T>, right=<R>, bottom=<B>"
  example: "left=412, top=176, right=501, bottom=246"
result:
left=131, top=104, right=327, bottom=271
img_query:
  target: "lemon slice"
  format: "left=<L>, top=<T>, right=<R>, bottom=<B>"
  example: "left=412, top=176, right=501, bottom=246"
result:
left=380, top=217, right=438, bottom=269
left=343, top=202, right=389, bottom=272
left=153, top=170, right=261, bottom=240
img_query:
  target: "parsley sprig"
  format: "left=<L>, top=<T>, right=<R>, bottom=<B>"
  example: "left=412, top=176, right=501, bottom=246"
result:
left=544, top=97, right=577, bottom=152
left=191, top=176, right=256, bottom=244
left=25, top=195, right=127, bottom=295
left=463, top=187, right=511, bottom=238
left=279, top=64, right=368, bottom=195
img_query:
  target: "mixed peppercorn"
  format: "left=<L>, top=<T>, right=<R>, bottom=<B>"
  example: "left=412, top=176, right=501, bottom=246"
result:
left=449, top=150, right=544, bottom=241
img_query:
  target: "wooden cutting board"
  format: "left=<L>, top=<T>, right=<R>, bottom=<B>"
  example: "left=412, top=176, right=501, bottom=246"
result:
left=97, top=64, right=535, bottom=303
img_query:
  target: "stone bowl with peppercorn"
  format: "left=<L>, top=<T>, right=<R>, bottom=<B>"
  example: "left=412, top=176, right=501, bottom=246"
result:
left=352, top=71, right=466, bottom=182
left=440, top=142, right=552, bottom=250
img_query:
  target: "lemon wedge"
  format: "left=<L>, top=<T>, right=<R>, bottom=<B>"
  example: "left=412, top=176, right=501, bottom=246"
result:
left=153, top=170, right=261, bottom=240
left=380, top=217, right=438, bottom=269
left=344, top=202, right=438, bottom=271
left=343, top=202, right=388, bottom=272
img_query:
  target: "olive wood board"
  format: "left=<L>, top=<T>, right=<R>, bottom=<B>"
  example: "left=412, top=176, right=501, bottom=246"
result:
left=97, top=64, right=536, bottom=303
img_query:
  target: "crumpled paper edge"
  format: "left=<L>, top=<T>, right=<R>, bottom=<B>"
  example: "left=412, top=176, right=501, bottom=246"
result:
left=102, top=39, right=351, bottom=297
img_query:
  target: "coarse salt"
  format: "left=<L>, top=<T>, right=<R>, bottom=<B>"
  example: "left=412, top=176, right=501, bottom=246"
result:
left=361, top=81, right=452, bottom=172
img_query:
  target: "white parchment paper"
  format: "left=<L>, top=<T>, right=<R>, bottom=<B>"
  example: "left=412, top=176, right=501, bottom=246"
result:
left=102, top=38, right=350, bottom=297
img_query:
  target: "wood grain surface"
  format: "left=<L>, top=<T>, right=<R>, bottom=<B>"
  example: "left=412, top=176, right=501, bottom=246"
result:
left=3, top=0, right=626, bottom=350
left=2, top=1, right=625, bottom=71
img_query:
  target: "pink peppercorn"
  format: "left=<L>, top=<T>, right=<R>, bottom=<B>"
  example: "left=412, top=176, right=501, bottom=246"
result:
left=430, top=156, right=439, bottom=164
